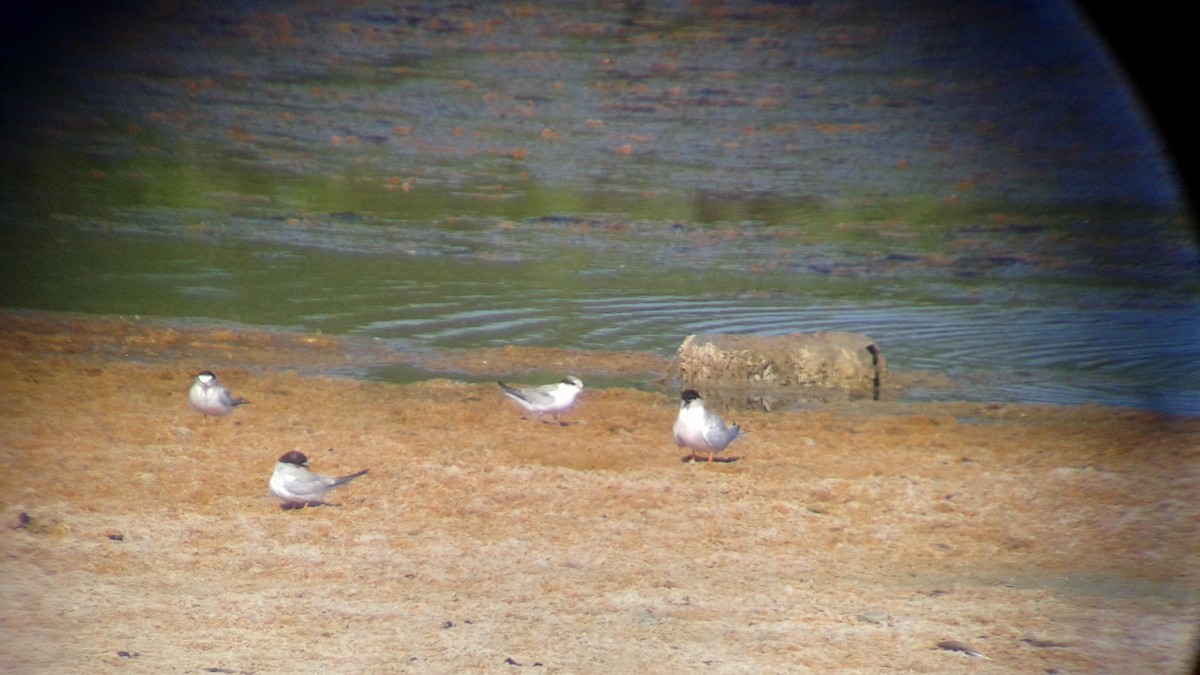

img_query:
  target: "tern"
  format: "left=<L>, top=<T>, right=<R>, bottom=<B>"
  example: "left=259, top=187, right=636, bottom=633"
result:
left=497, top=376, right=584, bottom=424
left=673, top=389, right=741, bottom=463
left=268, top=450, right=369, bottom=510
left=188, top=370, right=248, bottom=417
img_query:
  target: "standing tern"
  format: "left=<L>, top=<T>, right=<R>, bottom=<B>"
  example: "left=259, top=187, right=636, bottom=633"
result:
left=497, top=376, right=584, bottom=424
left=673, top=389, right=742, bottom=463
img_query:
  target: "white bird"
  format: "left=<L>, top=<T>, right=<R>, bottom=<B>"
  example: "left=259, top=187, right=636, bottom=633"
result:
left=673, top=389, right=741, bottom=463
left=268, top=451, right=368, bottom=510
left=497, top=376, right=584, bottom=424
left=188, top=370, right=248, bottom=417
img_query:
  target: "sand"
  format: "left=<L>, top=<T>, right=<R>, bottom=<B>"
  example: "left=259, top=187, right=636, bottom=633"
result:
left=1, top=310, right=1197, bottom=673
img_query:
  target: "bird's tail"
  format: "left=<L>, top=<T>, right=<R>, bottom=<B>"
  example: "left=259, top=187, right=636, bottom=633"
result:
left=333, top=469, right=369, bottom=485
left=497, top=381, right=526, bottom=401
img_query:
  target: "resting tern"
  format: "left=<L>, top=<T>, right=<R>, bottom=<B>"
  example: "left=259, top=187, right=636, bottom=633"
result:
left=268, top=450, right=369, bottom=510
left=188, top=370, right=248, bottom=417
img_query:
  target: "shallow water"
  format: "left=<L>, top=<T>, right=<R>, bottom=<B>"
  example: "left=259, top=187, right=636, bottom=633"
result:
left=1, top=1, right=1197, bottom=413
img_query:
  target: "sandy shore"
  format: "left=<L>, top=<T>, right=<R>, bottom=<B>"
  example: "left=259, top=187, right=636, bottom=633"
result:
left=0, top=310, right=1197, bottom=673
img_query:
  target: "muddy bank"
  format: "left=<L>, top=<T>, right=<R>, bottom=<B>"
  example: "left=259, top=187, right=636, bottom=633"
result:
left=0, top=311, right=1197, bottom=673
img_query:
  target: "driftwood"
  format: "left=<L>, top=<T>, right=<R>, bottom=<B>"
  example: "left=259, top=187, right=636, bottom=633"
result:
left=668, top=332, right=886, bottom=409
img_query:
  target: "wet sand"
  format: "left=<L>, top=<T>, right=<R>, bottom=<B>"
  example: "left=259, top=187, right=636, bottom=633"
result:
left=1, top=310, right=1197, bottom=673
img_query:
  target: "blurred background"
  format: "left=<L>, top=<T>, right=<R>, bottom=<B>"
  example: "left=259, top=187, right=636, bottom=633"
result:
left=1, top=0, right=1195, bottom=412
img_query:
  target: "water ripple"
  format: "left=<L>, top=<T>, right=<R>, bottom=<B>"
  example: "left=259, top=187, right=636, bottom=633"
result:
left=373, top=291, right=1198, bottom=403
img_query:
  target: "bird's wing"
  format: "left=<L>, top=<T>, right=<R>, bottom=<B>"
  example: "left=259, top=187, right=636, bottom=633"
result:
left=508, top=384, right=556, bottom=406
left=499, top=382, right=532, bottom=402
left=702, top=416, right=737, bottom=449
left=282, top=470, right=335, bottom=500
